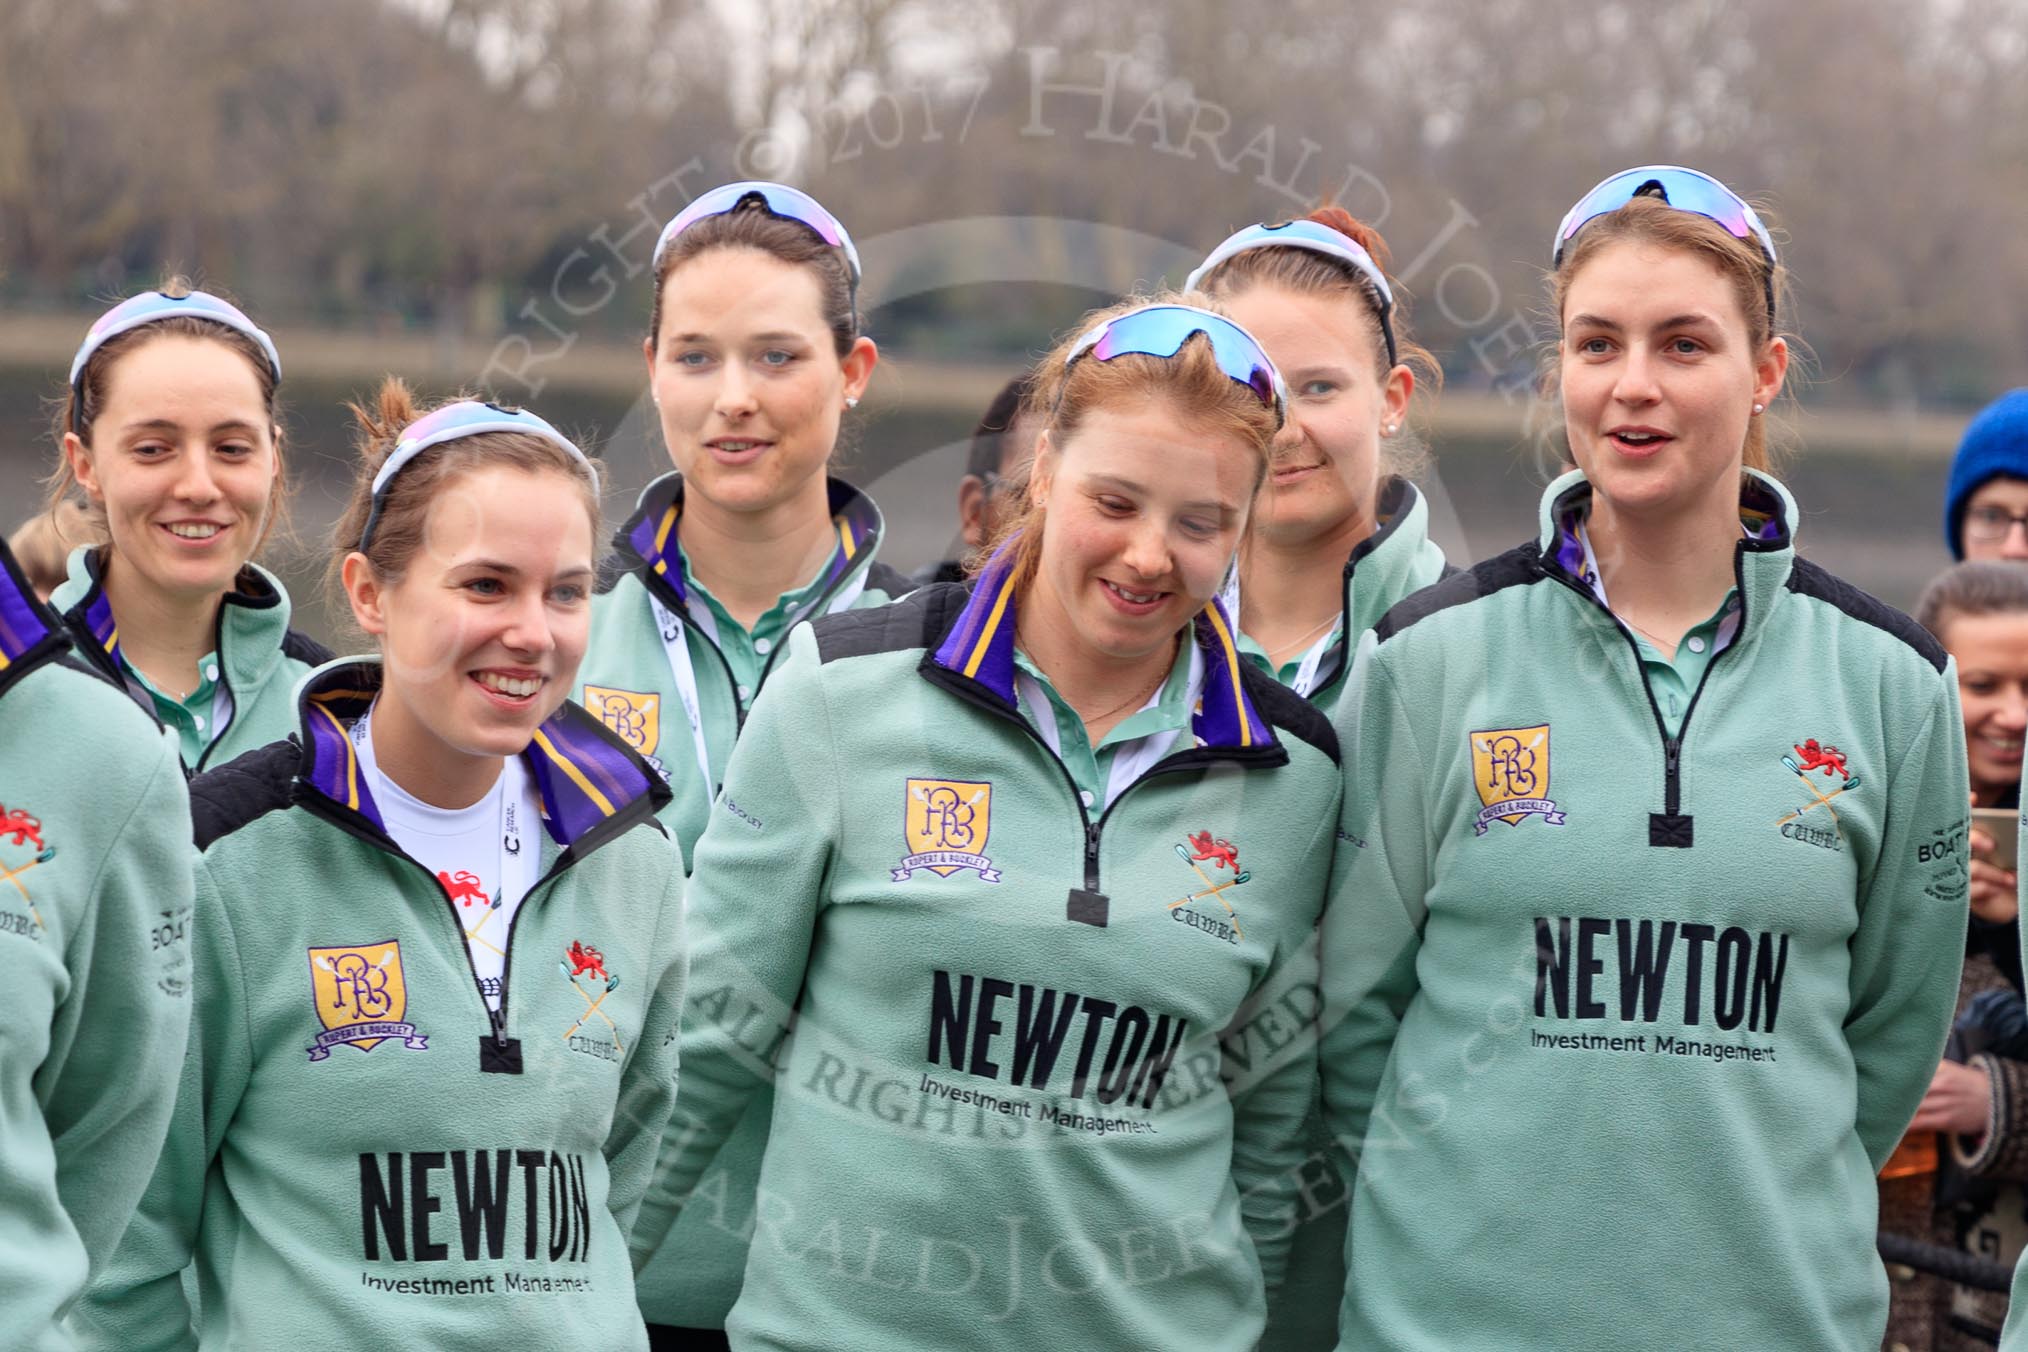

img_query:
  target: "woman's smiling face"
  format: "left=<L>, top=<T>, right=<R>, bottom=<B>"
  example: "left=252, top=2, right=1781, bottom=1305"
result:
left=64, top=334, right=278, bottom=602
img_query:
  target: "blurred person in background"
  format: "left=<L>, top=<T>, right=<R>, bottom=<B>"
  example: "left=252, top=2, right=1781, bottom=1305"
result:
left=574, top=180, right=913, bottom=1350
left=1323, top=166, right=1969, bottom=1350
left=1188, top=207, right=1448, bottom=717
left=1946, top=390, right=2028, bottom=565
left=7, top=500, right=95, bottom=600
left=46, top=282, right=329, bottom=772
left=1185, top=205, right=1448, bottom=1350
left=1883, top=562, right=2028, bottom=1352
left=914, top=372, right=1041, bottom=586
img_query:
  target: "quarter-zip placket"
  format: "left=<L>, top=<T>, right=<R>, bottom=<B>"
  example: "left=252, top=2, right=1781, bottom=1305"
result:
left=925, top=668, right=1282, bottom=922
left=1538, top=541, right=1753, bottom=848
left=295, top=789, right=647, bottom=1071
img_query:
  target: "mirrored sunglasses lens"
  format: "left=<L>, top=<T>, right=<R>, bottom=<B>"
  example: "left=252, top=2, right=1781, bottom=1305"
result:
left=1566, top=170, right=1751, bottom=241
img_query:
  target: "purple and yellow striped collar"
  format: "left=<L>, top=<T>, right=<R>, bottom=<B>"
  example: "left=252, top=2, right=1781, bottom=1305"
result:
left=931, top=543, right=1274, bottom=752
left=619, top=472, right=881, bottom=608
left=0, top=541, right=61, bottom=678
left=296, top=659, right=660, bottom=847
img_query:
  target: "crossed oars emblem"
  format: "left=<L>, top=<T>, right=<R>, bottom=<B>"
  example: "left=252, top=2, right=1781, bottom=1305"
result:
left=1776, top=752, right=1862, bottom=826
left=0, top=841, right=57, bottom=932
left=1168, top=842, right=1251, bottom=939
left=561, top=944, right=622, bottom=1050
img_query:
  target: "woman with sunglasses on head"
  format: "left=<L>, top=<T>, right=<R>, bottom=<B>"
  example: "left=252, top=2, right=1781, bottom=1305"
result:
left=582, top=181, right=912, bottom=1346
left=1187, top=208, right=1449, bottom=1352
left=635, top=298, right=1342, bottom=1350
left=75, top=389, right=686, bottom=1352
left=1187, top=208, right=1448, bottom=714
left=47, top=282, right=330, bottom=771
left=0, top=534, right=195, bottom=1349
left=1320, top=167, right=1969, bottom=1350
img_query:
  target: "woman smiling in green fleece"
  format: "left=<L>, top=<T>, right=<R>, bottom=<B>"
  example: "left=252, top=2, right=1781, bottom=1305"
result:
left=1322, top=167, right=1970, bottom=1350
left=75, top=388, right=685, bottom=1352
left=636, top=296, right=1342, bottom=1350
left=47, top=284, right=329, bottom=771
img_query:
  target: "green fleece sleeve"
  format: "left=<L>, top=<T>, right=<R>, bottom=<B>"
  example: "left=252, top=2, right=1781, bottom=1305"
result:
left=72, top=858, right=253, bottom=1352
left=1847, top=670, right=1971, bottom=1170
left=612, top=846, right=686, bottom=1266
left=1318, top=640, right=1431, bottom=1189
left=44, top=734, right=192, bottom=1294
left=1225, top=909, right=1327, bottom=1297
left=632, top=631, right=836, bottom=1261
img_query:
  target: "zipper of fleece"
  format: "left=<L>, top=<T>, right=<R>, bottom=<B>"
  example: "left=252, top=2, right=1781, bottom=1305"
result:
left=923, top=665, right=1285, bottom=903
left=1534, top=542, right=1752, bottom=847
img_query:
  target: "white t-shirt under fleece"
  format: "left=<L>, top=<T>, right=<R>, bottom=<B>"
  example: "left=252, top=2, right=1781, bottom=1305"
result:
left=353, top=706, right=539, bottom=1009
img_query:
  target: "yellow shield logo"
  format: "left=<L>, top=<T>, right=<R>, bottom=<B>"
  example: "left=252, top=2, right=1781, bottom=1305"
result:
left=584, top=685, right=660, bottom=756
left=1468, top=725, right=1566, bottom=835
left=896, top=779, right=1001, bottom=882
left=306, top=941, right=428, bottom=1060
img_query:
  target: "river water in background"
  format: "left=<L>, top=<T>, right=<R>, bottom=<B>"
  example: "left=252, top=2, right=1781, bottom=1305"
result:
left=0, top=366, right=1957, bottom=650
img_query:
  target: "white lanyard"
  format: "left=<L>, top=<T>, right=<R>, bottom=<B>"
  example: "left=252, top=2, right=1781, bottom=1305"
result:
left=649, top=596, right=717, bottom=789
left=1289, top=627, right=1340, bottom=698
left=1016, top=642, right=1204, bottom=811
left=1218, top=567, right=1339, bottom=698
left=649, top=556, right=870, bottom=789
left=352, top=706, right=540, bottom=909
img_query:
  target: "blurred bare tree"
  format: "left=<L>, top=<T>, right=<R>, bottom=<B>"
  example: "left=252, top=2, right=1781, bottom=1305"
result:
left=5, top=0, right=2028, bottom=402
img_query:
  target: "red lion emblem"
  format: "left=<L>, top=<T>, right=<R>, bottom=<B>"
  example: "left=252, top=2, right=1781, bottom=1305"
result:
left=566, top=941, right=607, bottom=982
left=1793, top=739, right=1849, bottom=780
left=437, top=870, right=489, bottom=907
left=1186, top=830, right=1240, bottom=873
left=0, top=806, right=42, bottom=852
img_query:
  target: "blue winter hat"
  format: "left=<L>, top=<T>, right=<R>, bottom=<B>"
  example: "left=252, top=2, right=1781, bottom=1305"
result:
left=1945, top=389, right=2028, bottom=559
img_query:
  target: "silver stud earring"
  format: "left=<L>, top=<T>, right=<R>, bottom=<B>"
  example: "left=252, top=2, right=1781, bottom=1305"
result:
left=1383, top=423, right=1398, bottom=436
left=1752, top=403, right=1764, bottom=415
left=845, top=396, right=859, bottom=409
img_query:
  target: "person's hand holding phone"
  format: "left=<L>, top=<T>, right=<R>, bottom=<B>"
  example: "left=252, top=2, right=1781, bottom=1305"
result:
left=1970, top=805, right=2020, bottom=924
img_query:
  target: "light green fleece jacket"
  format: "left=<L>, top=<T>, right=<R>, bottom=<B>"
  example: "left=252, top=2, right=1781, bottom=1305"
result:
left=51, top=546, right=331, bottom=772
left=1245, top=474, right=1448, bottom=1352
left=0, top=540, right=193, bottom=1352
left=632, top=567, right=1341, bottom=1351
left=1322, top=469, right=1970, bottom=1351
left=582, top=471, right=911, bottom=1329
left=72, top=659, right=686, bottom=1352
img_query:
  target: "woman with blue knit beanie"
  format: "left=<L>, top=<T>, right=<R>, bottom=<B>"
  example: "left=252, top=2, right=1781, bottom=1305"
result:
left=1945, top=389, right=2028, bottom=562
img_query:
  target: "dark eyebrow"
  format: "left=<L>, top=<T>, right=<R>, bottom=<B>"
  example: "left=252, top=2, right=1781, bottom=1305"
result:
left=459, top=559, right=596, bottom=580
left=121, top=418, right=262, bottom=436
left=666, top=330, right=811, bottom=345
left=1566, top=313, right=1723, bottom=332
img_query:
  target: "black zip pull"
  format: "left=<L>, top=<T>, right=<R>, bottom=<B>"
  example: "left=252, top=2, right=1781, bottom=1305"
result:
left=480, top=1006, right=523, bottom=1074
left=1649, top=737, right=1693, bottom=848
left=1068, top=822, right=1108, bottom=927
